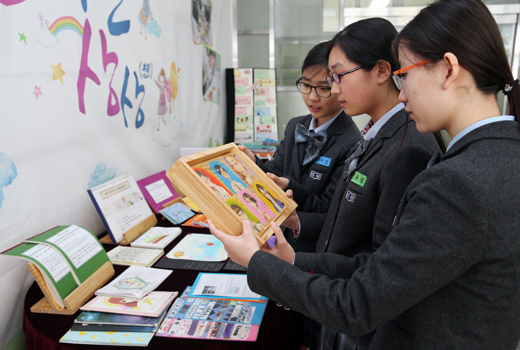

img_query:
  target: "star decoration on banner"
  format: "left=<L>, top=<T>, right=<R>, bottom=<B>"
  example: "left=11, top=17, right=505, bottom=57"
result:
left=18, top=32, right=27, bottom=44
left=51, top=63, right=65, bottom=84
left=33, top=86, right=42, bottom=100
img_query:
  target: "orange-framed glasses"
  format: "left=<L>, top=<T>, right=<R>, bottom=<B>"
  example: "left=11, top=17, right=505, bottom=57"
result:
left=391, top=59, right=431, bottom=90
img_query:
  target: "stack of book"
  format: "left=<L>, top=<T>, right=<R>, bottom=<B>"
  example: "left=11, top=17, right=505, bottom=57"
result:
left=60, top=291, right=178, bottom=346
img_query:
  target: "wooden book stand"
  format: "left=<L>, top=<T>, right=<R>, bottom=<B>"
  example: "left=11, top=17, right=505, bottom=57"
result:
left=28, top=260, right=115, bottom=315
left=99, top=214, right=158, bottom=245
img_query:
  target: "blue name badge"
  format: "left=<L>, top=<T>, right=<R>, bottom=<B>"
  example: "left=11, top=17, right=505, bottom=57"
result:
left=315, top=156, right=331, bottom=167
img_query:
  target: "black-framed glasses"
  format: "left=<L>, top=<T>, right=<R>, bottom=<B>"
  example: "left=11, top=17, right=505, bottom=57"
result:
left=391, top=59, right=431, bottom=90
left=296, top=80, right=332, bottom=98
left=326, top=65, right=367, bottom=87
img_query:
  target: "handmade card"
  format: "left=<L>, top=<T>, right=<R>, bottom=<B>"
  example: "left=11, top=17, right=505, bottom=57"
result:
left=137, top=171, right=181, bottom=214
left=167, top=143, right=297, bottom=246
left=160, top=202, right=195, bottom=225
left=165, top=233, right=227, bottom=261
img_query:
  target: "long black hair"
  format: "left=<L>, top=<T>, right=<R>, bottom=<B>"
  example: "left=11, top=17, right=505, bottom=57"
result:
left=328, top=17, right=399, bottom=76
left=301, top=41, right=330, bottom=73
left=393, top=0, right=519, bottom=121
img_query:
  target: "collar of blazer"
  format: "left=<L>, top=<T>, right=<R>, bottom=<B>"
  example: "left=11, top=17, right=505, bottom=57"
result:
left=443, top=120, right=520, bottom=161
left=294, top=112, right=350, bottom=176
left=354, top=108, right=409, bottom=171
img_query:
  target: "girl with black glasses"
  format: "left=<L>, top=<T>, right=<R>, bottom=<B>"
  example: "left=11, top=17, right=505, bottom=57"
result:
left=239, top=41, right=361, bottom=253
left=211, top=1, right=520, bottom=349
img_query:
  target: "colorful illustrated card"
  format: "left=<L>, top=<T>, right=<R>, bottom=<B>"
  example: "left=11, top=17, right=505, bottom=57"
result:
left=165, top=233, right=227, bottom=261
left=160, top=203, right=195, bottom=224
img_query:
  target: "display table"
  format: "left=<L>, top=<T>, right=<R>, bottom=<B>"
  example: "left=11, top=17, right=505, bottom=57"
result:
left=23, top=218, right=300, bottom=350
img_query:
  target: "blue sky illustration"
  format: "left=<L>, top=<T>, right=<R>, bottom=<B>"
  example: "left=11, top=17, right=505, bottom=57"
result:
left=88, top=163, right=116, bottom=188
left=0, top=153, right=18, bottom=209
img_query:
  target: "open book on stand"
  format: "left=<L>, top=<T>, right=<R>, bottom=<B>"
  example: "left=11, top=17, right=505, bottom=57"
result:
left=1, top=225, right=114, bottom=314
left=87, top=174, right=157, bottom=245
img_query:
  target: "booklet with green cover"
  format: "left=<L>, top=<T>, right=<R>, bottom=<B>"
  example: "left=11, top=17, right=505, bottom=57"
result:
left=1, top=225, right=111, bottom=308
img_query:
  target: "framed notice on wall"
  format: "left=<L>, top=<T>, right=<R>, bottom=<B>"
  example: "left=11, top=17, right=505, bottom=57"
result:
left=226, top=68, right=278, bottom=144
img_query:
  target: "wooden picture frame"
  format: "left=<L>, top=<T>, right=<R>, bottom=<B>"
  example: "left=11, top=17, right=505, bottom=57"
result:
left=167, top=143, right=297, bottom=246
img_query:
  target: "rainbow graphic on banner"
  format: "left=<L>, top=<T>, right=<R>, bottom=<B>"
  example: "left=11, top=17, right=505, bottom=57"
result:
left=49, top=16, right=84, bottom=38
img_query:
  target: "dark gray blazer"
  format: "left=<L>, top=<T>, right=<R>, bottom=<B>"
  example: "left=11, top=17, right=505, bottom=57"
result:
left=256, top=111, right=361, bottom=252
left=296, top=109, right=440, bottom=257
left=247, top=121, right=520, bottom=350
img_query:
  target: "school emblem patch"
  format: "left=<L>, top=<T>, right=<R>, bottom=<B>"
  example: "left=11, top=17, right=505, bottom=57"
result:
left=310, top=171, right=322, bottom=180
left=346, top=191, right=356, bottom=202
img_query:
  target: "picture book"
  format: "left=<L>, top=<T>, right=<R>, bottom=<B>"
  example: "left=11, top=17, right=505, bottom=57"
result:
left=160, top=202, right=195, bottom=224
left=81, top=291, right=177, bottom=317
left=137, top=170, right=180, bottom=214
left=87, top=174, right=155, bottom=244
left=1, top=225, right=111, bottom=309
left=156, top=286, right=267, bottom=341
left=75, top=308, right=169, bottom=327
left=130, top=227, right=182, bottom=249
left=94, top=266, right=172, bottom=299
left=106, top=246, right=164, bottom=267
left=59, top=329, right=154, bottom=347
left=71, top=323, right=157, bottom=333
left=165, top=233, right=227, bottom=261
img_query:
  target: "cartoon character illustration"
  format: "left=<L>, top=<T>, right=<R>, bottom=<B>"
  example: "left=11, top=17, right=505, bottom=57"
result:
left=108, top=297, right=139, bottom=308
left=196, top=169, right=231, bottom=201
left=223, top=155, right=255, bottom=185
left=255, top=183, right=285, bottom=212
left=242, top=192, right=274, bottom=224
left=230, top=204, right=264, bottom=234
left=155, top=68, right=169, bottom=130
left=213, top=164, right=246, bottom=193
left=139, top=0, right=153, bottom=40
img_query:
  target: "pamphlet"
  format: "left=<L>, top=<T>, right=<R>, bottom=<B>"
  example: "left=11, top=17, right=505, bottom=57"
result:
left=156, top=286, right=267, bottom=341
left=190, top=273, right=265, bottom=301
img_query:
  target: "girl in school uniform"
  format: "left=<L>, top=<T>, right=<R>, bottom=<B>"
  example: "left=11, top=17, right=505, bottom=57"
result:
left=239, top=41, right=362, bottom=248
left=235, top=17, right=443, bottom=349
left=210, top=1, right=520, bottom=349
left=238, top=41, right=360, bottom=348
